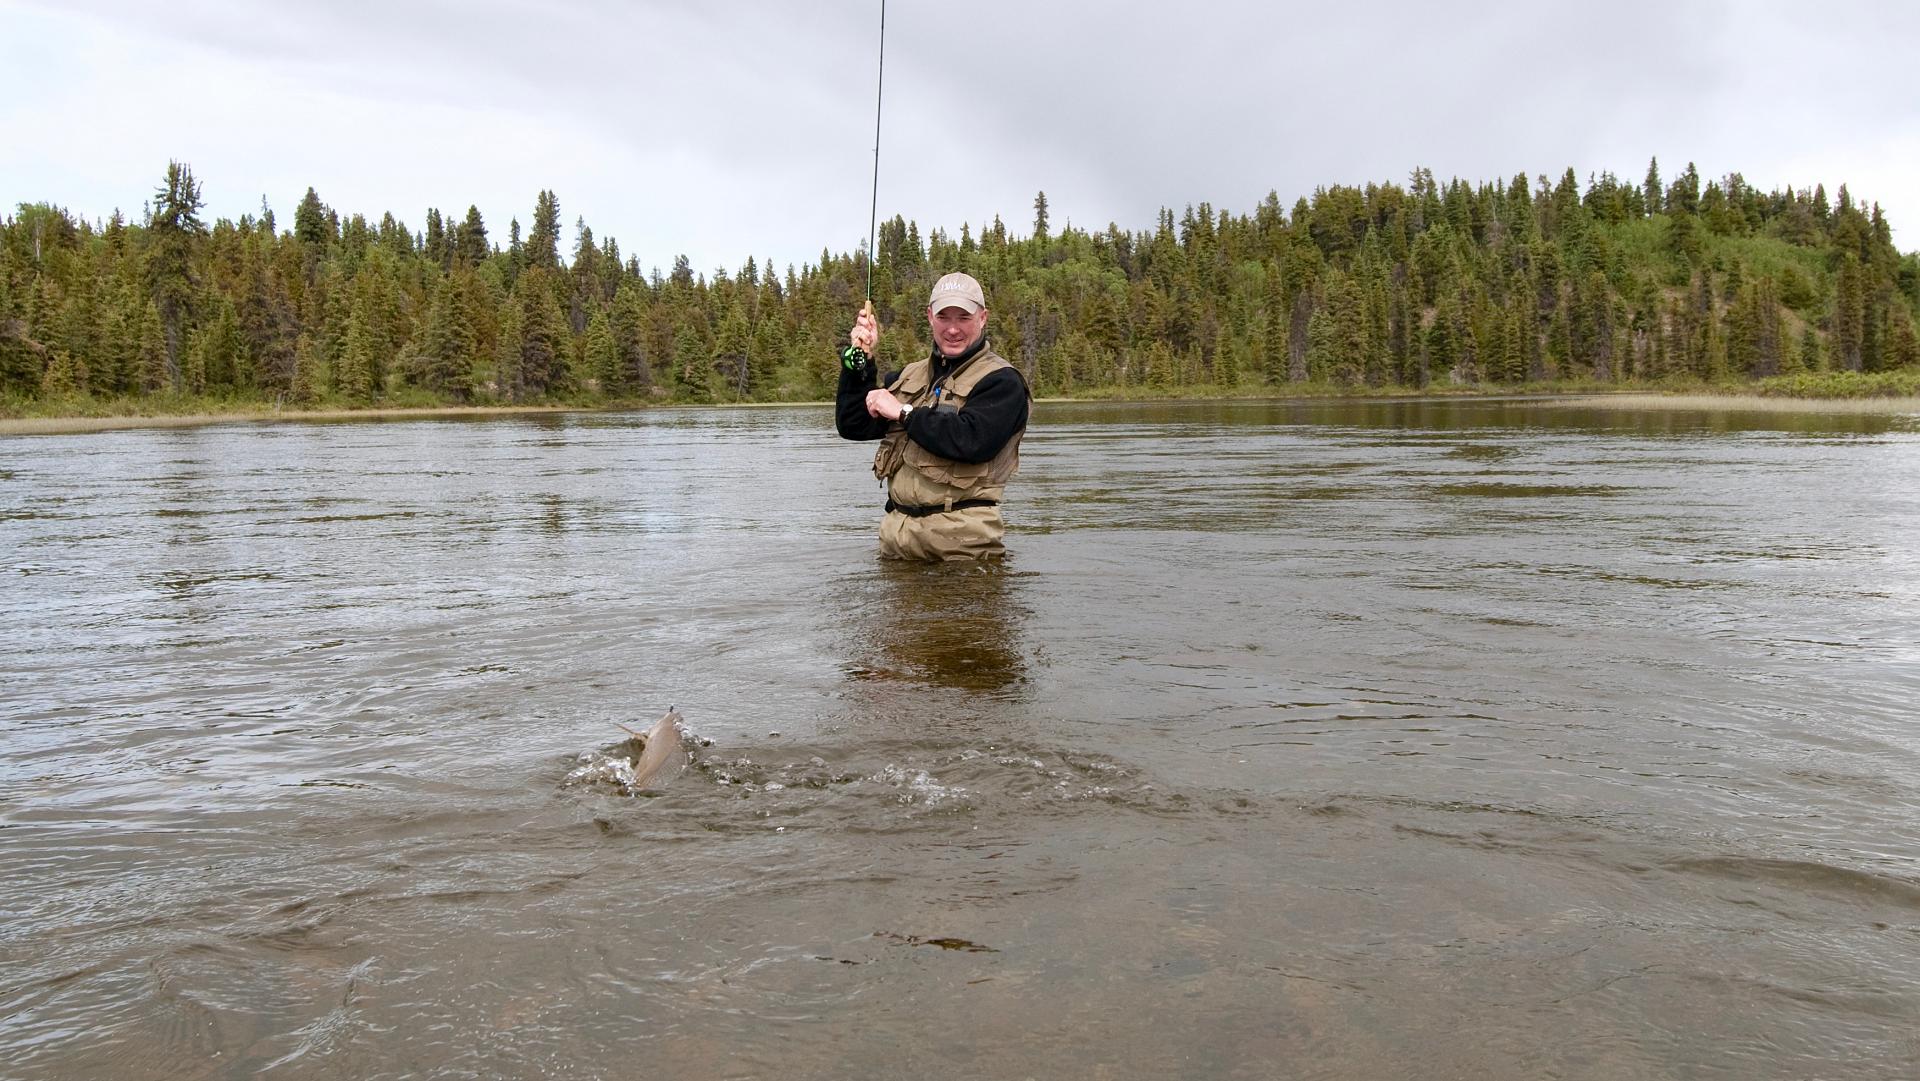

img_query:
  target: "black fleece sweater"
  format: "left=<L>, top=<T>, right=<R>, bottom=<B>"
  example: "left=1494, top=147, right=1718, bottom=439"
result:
left=834, top=339, right=1030, bottom=464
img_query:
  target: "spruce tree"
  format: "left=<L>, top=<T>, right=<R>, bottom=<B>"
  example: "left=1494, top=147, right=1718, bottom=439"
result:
left=89, top=282, right=135, bottom=396
left=134, top=297, right=168, bottom=394
left=339, top=303, right=378, bottom=403
left=295, top=187, right=330, bottom=247
left=527, top=191, right=562, bottom=271
left=417, top=275, right=474, bottom=399
left=1885, top=306, right=1918, bottom=370
left=583, top=310, right=618, bottom=396
left=290, top=334, right=321, bottom=404
left=147, top=161, right=207, bottom=388
left=424, top=209, right=447, bottom=269
left=457, top=205, right=489, bottom=265
left=40, top=347, right=86, bottom=397
left=1261, top=265, right=1287, bottom=384
left=1426, top=296, right=1459, bottom=382
left=1799, top=324, right=1822, bottom=371
left=1287, top=290, right=1313, bottom=382
left=197, top=297, right=250, bottom=392
left=1546, top=307, right=1573, bottom=377
left=714, top=303, right=750, bottom=399
left=516, top=268, right=567, bottom=397
left=609, top=278, right=652, bottom=397
left=1832, top=255, right=1866, bottom=371
left=672, top=324, right=711, bottom=401
left=568, top=218, right=601, bottom=334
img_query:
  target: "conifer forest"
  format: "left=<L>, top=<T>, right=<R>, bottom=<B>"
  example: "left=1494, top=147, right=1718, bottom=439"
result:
left=3, top=159, right=1918, bottom=414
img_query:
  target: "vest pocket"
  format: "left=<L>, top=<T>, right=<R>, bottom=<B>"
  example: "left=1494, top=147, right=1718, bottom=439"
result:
left=903, top=442, right=991, bottom=490
left=872, top=433, right=908, bottom=481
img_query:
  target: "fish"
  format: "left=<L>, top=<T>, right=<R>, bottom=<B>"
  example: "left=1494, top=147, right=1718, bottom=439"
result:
left=615, top=708, right=690, bottom=791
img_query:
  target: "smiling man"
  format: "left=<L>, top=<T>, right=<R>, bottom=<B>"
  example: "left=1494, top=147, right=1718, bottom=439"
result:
left=835, top=272, right=1032, bottom=561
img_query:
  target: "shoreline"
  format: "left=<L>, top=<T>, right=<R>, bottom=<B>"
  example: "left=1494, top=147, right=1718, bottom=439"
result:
left=1550, top=392, right=1920, bottom=414
left=5, top=390, right=1918, bottom=436
left=0, top=405, right=575, bottom=436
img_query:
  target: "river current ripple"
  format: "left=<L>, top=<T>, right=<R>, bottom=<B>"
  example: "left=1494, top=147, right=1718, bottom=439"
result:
left=3, top=399, right=1918, bottom=1080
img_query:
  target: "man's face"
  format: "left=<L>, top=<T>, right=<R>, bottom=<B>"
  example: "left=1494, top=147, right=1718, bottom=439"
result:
left=927, top=305, right=989, bottom=357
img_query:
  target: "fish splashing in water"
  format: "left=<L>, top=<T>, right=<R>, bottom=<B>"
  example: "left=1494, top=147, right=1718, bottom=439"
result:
left=564, top=708, right=691, bottom=794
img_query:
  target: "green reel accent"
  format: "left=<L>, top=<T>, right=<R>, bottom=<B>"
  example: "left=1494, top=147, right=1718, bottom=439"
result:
left=841, top=344, right=873, bottom=372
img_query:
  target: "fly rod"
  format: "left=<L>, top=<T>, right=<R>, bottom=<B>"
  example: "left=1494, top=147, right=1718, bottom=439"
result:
left=866, top=0, right=886, bottom=307
left=844, top=0, right=885, bottom=372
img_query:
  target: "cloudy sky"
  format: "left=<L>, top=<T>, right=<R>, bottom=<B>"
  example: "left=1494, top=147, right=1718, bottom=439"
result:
left=3, top=0, right=1914, bottom=276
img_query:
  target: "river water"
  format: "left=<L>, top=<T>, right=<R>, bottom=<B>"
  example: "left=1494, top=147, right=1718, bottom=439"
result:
left=3, top=398, right=1918, bottom=1080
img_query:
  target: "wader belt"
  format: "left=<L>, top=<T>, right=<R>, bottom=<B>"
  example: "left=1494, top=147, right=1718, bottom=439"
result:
left=884, top=498, right=999, bottom=518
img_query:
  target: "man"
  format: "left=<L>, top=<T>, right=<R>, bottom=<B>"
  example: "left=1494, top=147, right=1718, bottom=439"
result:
left=835, top=271, right=1031, bottom=561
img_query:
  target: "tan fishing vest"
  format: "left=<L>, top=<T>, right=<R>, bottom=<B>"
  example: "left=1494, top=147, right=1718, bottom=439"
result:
left=871, top=344, right=1026, bottom=508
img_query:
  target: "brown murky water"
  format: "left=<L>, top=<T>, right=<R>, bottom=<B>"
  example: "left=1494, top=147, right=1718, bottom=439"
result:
left=4, top=399, right=1919, bottom=1080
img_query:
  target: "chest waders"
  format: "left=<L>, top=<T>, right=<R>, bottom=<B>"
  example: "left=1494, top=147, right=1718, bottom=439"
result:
left=870, top=346, right=1027, bottom=561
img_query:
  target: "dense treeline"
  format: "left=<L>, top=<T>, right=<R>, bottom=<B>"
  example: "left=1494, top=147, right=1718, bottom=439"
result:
left=3, top=158, right=1918, bottom=411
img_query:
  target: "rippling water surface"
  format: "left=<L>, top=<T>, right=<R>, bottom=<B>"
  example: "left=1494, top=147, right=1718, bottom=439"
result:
left=4, top=399, right=1919, bottom=1080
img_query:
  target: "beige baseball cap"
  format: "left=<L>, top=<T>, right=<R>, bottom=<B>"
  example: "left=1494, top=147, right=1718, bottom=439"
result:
left=928, top=272, right=986, bottom=314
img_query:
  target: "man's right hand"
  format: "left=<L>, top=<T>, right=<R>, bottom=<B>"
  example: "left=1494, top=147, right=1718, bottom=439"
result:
left=849, top=305, right=879, bottom=355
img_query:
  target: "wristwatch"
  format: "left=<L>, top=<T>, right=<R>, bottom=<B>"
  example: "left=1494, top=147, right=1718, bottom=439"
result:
left=898, top=403, right=914, bottom=423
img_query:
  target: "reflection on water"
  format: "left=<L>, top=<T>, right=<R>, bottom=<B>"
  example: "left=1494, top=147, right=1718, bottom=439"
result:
left=2, top=399, right=1919, bottom=1080
left=844, top=562, right=1030, bottom=692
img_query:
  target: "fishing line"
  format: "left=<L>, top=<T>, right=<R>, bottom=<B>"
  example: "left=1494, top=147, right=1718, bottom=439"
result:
left=865, top=0, right=886, bottom=303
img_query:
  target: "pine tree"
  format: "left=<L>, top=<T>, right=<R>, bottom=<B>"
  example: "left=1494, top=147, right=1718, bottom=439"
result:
left=515, top=268, right=567, bottom=397
left=290, top=334, right=321, bottom=404
left=417, top=274, right=475, bottom=399
left=134, top=296, right=168, bottom=394
left=237, top=243, right=296, bottom=392
left=1667, top=162, right=1702, bottom=216
left=1213, top=322, right=1238, bottom=387
left=714, top=303, right=750, bottom=399
left=1287, top=289, right=1312, bottom=382
left=607, top=279, right=650, bottom=398
left=89, top=281, right=135, bottom=395
left=1426, top=296, right=1459, bottom=382
left=1798, top=324, right=1822, bottom=372
left=1387, top=282, right=1414, bottom=386
left=1497, top=307, right=1525, bottom=384
left=1704, top=311, right=1735, bottom=382
left=1539, top=303, right=1567, bottom=377
left=147, top=161, right=206, bottom=388
left=456, top=205, right=489, bottom=265
left=568, top=217, right=605, bottom=336
left=1832, top=255, right=1865, bottom=371
left=339, top=303, right=377, bottom=404
left=295, top=187, right=330, bottom=247
left=40, top=347, right=86, bottom=397
left=1306, top=274, right=1366, bottom=385
left=583, top=310, right=618, bottom=396
left=196, top=296, right=249, bottom=392
left=178, top=323, right=207, bottom=395
left=1885, top=305, right=1919, bottom=370
left=424, top=209, right=447, bottom=269
left=493, top=303, right=524, bottom=399
left=1144, top=339, right=1173, bottom=389
left=527, top=190, right=562, bottom=271
left=672, top=324, right=712, bottom=401
left=1261, top=267, right=1288, bottom=385
left=1665, top=212, right=1701, bottom=265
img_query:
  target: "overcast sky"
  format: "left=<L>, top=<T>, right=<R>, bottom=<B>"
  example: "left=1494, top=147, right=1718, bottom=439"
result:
left=3, top=0, right=1914, bottom=276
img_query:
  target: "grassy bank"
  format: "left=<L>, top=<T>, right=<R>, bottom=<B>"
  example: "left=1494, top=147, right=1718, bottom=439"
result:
left=0, top=391, right=582, bottom=435
left=1552, top=370, right=1920, bottom=413
left=1556, top=393, right=1920, bottom=414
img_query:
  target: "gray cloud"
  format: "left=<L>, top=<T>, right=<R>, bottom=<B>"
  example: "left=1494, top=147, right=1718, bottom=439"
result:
left=2, top=0, right=1911, bottom=274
